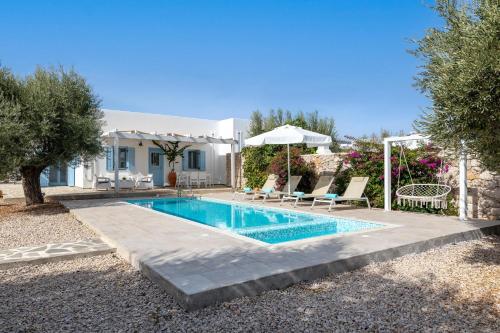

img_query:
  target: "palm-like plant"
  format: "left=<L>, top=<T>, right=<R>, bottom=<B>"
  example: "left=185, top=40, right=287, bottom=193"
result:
left=152, top=140, right=190, bottom=171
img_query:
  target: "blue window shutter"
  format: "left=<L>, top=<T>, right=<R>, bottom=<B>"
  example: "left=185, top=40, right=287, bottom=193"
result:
left=40, top=168, right=49, bottom=187
left=127, top=147, right=135, bottom=171
left=106, top=147, right=113, bottom=171
left=182, top=150, right=189, bottom=171
left=199, top=151, right=206, bottom=171
left=67, top=165, right=75, bottom=186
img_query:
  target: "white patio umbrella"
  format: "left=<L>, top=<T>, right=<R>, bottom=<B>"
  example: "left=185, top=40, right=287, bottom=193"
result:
left=245, top=125, right=332, bottom=194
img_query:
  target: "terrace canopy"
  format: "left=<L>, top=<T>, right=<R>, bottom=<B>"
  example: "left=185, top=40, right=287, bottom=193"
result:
left=101, top=130, right=239, bottom=191
left=245, top=125, right=332, bottom=194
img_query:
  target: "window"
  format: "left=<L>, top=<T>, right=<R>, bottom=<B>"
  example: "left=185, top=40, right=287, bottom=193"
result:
left=188, top=150, right=201, bottom=170
left=118, top=148, right=128, bottom=169
left=150, top=152, right=160, bottom=166
left=106, top=147, right=133, bottom=171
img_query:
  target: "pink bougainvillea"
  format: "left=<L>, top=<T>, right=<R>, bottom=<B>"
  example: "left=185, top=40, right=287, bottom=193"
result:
left=335, top=145, right=452, bottom=210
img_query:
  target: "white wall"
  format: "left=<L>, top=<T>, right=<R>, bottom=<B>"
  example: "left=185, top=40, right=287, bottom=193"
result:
left=102, top=109, right=219, bottom=137
left=214, top=118, right=249, bottom=185
left=94, top=138, right=212, bottom=186
left=74, top=109, right=249, bottom=188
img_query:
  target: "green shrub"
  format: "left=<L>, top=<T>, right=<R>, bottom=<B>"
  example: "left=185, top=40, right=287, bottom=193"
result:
left=267, top=147, right=317, bottom=193
left=242, top=146, right=317, bottom=192
left=334, top=143, right=457, bottom=215
left=241, top=145, right=281, bottom=188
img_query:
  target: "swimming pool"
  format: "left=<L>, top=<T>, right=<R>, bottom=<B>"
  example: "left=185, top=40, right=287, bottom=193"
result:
left=127, top=197, right=383, bottom=244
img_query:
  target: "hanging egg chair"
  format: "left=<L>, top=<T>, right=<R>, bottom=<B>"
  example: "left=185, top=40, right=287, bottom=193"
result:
left=394, top=144, right=451, bottom=209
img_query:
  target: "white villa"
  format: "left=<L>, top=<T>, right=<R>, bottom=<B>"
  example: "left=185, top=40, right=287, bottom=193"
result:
left=40, top=109, right=250, bottom=189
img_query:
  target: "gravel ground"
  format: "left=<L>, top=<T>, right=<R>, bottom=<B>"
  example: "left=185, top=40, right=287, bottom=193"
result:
left=0, top=183, right=93, bottom=199
left=1, top=236, right=498, bottom=332
left=0, top=201, right=96, bottom=250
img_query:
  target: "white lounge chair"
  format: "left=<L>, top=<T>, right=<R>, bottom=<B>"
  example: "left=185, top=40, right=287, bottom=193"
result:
left=254, top=175, right=302, bottom=202
left=233, top=174, right=277, bottom=200
left=312, top=177, right=371, bottom=211
left=280, top=175, right=334, bottom=207
left=136, top=174, right=154, bottom=190
left=191, top=171, right=208, bottom=188
left=176, top=172, right=189, bottom=188
left=95, top=175, right=111, bottom=191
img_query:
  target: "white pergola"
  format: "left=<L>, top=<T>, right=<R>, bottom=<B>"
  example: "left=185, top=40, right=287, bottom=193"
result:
left=101, top=129, right=239, bottom=192
left=383, top=134, right=468, bottom=221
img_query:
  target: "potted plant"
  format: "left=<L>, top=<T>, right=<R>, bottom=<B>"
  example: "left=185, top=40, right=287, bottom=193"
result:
left=152, top=140, right=190, bottom=187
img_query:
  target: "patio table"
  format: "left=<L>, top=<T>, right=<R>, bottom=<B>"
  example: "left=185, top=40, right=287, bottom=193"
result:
left=111, top=179, right=135, bottom=190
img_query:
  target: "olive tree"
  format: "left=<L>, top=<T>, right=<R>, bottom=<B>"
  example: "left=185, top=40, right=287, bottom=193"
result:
left=413, top=0, right=500, bottom=172
left=0, top=66, right=104, bottom=205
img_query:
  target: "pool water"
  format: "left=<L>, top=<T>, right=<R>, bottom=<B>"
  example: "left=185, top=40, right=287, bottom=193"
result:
left=127, top=197, right=382, bottom=244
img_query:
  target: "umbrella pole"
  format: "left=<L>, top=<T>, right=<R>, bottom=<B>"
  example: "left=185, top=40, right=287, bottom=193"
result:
left=287, top=143, right=291, bottom=195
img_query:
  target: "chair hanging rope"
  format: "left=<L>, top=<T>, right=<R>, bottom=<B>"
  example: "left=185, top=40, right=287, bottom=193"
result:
left=395, top=144, right=451, bottom=209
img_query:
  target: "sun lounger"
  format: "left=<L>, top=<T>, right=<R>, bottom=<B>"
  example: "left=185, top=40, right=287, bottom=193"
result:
left=280, top=175, right=334, bottom=207
left=312, top=177, right=371, bottom=211
left=233, top=174, right=278, bottom=200
left=254, top=175, right=302, bottom=202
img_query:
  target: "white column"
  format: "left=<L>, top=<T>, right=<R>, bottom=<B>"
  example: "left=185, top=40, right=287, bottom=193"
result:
left=93, top=158, right=98, bottom=189
left=211, top=131, right=215, bottom=186
left=287, top=143, right=291, bottom=194
left=230, top=143, right=236, bottom=189
left=383, top=139, right=392, bottom=211
left=459, top=142, right=468, bottom=221
left=113, top=130, right=120, bottom=193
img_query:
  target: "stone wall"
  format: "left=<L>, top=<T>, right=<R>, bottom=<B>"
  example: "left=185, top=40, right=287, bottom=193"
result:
left=225, top=152, right=244, bottom=188
left=237, top=151, right=499, bottom=220
left=444, top=158, right=499, bottom=220
left=302, top=153, right=499, bottom=220
left=301, top=153, right=347, bottom=192
left=301, top=153, right=346, bottom=175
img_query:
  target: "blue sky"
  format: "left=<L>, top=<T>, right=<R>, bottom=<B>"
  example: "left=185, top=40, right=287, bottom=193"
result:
left=0, top=0, right=440, bottom=137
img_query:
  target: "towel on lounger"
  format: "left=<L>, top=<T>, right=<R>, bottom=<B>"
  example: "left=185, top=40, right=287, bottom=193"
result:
left=293, top=191, right=305, bottom=197
left=324, top=193, right=338, bottom=199
left=243, top=187, right=252, bottom=192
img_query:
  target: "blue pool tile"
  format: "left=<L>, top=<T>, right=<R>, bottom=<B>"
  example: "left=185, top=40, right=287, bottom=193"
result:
left=128, top=197, right=382, bottom=244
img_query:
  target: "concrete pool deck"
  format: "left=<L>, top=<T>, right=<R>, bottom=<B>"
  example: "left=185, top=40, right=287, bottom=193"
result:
left=62, top=193, right=500, bottom=310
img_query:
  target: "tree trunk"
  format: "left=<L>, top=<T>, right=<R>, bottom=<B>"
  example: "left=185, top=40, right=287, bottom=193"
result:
left=21, top=166, right=44, bottom=205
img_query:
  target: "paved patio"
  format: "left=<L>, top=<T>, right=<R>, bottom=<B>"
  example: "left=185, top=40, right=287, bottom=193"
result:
left=0, top=183, right=231, bottom=202
left=0, top=183, right=95, bottom=200
left=62, top=193, right=500, bottom=310
left=0, top=239, right=114, bottom=269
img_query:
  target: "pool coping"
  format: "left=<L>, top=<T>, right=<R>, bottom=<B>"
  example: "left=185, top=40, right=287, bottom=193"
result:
left=62, top=197, right=500, bottom=311
left=125, top=196, right=399, bottom=247
left=176, top=225, right=500, bottom=310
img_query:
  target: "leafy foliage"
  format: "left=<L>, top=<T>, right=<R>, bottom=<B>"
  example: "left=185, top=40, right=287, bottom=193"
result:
left=348, top=128, right=407, bottom=147
left=334, top=143, right=457, bottom=214
left=241, top=145, right=317, bottom=192
left=0, top=65, right=103, bottom=204
left=241, top=145, right=280, bottom=188
left=412, top=0, right=500, bottom=172
left=152, top=140, right=190, bottom=170
left=267, top=147, right=317, bottom=193
left=244, top=109, right=337, bottom=190
left=248, top=109, right=339, bottom=151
